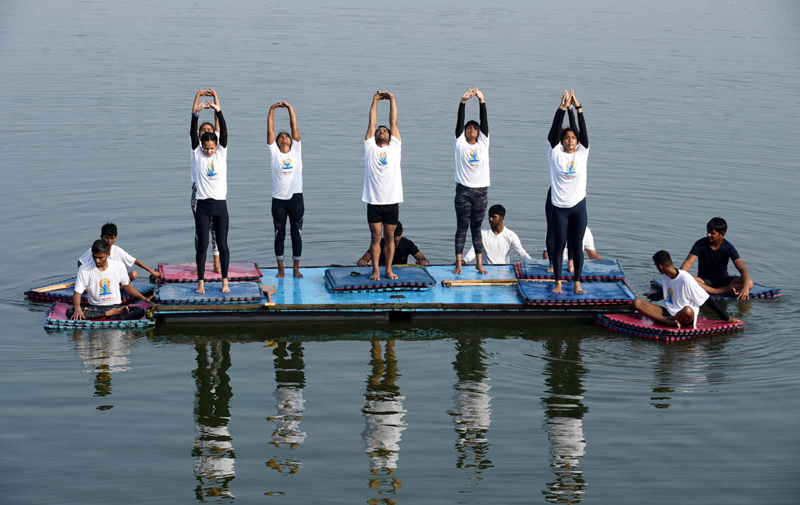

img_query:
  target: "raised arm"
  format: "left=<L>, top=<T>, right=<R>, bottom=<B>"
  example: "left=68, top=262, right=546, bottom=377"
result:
left=548, top=90, right=569, bottom=148
left=267, top=103, right=277, bottom=145
left=571, top=90, right=588, bottom=148
left=285, top=102, right=300, bottom=142
left=365, top=92, right=380, bottom=140
left=210, top=88, right=220, bottom=132
left=386, top=92, right=400, bottom=140
left=191, top=109, right=201, bottom=150
left=475, top=88, right=488, bottom=136
left=456, top=88, right=474, bottom=137
left=567, top=107, right=576, bottom=132
left=208, top=101, right=227, bottom=148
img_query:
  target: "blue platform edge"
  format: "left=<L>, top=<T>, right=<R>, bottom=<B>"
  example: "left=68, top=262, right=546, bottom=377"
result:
left=516, top=259, right=625, bottom=281
left=649, top=279, right=781, bottom=300
left=517, top=280, right=635, bottom=306
left=156, top=281, right=264, bottom=305
left=26, top=277, right=155, bottom=303
left=324, top=266, right=437, bottom=292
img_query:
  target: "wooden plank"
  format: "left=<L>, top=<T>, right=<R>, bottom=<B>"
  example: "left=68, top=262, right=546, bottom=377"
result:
left=31, top=282, right=76, bottom=294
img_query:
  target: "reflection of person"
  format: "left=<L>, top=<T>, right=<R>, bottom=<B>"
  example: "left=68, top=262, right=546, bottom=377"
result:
left=268, top=102, right=305, bottom=279
left=363, top=91, right=403, bottom=281
left=357, top=222, right=429, bottom=266
left=190, top=88, right=221, bottom=275
left=460, top=204, right=533, bottom=265
left=448, top=338, right=493, bottom=476
left=73, top=329, right=132, bottom=400
left=362, top=340, right=405, bottom=496
left=265, top=342, right=306, bottom=475
left=453, top=87, right=490, bottom=275
left=193, top=342, right=235, bottom=500
left=543, top=226, right=602, bottom=273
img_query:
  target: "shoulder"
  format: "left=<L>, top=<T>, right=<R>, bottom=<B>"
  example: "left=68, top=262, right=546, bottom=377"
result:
left=390, top=136, right=401, bottom=148
left=77, top=263, right=95, bottom=276
left=691, top=238, right=707, bottom=250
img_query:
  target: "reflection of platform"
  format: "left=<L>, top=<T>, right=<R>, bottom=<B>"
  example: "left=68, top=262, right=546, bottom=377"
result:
left=596, top=313, right=744, bottom=341
left=650, top=279, right=781, bottom=299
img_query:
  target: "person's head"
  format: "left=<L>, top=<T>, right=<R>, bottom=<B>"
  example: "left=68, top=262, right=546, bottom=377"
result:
left=100, top=223, right=118, bottom=245
left=465, top=120, right=480, bottom=143
left=706, top=217, right=727, bottom=243
left=392, top=222, right=404, bottom=246
left=200, top=131, right=218, bottom=157
left=276, top=131, right=292, bottom=152
left=91, top=239, right=111, bottom=268
left=488, top=204, right=506, bottom=229
left=199, top=122, right=215, bottom=136
left=375, top=125, right=391, bottom=145
left=652, top=250, right=674, bottom=274
left=560, top=128, right=578, bottom=153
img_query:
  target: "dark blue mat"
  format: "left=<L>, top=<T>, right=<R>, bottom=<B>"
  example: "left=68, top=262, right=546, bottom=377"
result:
left=649, top=279, right=781, bottom=300
left=517, top=280, right=635, bottom=306
left=156, top=281, right=265, bottom=305
left=26, top=277, right=155, bottom=304
left=325, top=266, right=437, bottom=292
left=515, top=259, right=625, bottom=281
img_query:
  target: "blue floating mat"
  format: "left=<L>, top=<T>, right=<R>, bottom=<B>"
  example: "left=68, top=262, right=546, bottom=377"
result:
left=156, top=281, right=265, bottom=305
left=650, top=279, right=781, bottom=300
left=25, top=277, right=155, bottom=304
left=596, top=313, right=744, bottom=341
left=516, top=280, right=635, bottom=306
left=44, top=301, right=154, bottom=330
left=515, top=259, right=625, bottom=281
left=325, top=266, right=437, bottom=292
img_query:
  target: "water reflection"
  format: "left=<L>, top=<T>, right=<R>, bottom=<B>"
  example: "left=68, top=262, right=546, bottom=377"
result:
left=447, top=338, right=493, bottom=482
left=72, top=329, right=132, bottom=403
left=192, top=342, right=235, bottom=501
left=650, top=339, right=730, bottom=409
left=541, top=337, right=588, bottom=503
left=362, top=340, right=405, bottom=499
left=266, top=341, right=306, bottom=475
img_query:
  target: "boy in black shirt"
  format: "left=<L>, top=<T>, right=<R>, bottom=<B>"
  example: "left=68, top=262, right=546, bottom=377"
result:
left=680, top=217, right=754, bottom=300
left=357, top=222, right=430, bottom=267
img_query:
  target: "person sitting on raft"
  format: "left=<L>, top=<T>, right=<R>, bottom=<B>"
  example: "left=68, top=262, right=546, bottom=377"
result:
left=543, top=226, right=602, bottom=273
left=633, top=250, right=741, bottom=328
left=680, top=216, right=755, bottom=300
left=77, top=222, right=161, bottom=281
left=357, top=222, right=429, bottom=267
left=191, top=88, right=222, bottom=275
left=268, top=101, right=304, bottom=279
left=69, top=239, right=153, bottom=321
left=458, top=204, right=533, bottom=265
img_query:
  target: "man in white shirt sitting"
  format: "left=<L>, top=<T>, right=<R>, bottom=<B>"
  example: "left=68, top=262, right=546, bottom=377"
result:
left=459, top=205, right=533, bottom=266
left=544, top=226, right=602, bottom=273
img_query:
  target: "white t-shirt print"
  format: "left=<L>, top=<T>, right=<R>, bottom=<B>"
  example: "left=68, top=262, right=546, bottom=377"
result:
left=269, top=140, right=303, bottom=200
left=363, top=136, right=403, bottom=205
left=454, top=131, right=490, bottom=188
left=75, top=259, right=130, bottom=306
left=548, top=141, right=588, bottom=208
left=661, top=269, right=710, bottom=328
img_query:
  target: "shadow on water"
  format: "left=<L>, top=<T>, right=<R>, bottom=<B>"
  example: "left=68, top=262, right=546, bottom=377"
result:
left=265, top=341, right=306, bottom=476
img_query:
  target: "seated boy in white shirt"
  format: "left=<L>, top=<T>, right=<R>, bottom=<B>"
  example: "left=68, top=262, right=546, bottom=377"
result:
left=459, top=205, right=533, bottom=266
left=69, top=240, right=154, bottom=321
left=633, top=250, right=741, bottom=328
left=77, top=222, right=161, bottom=281
left=544, top=226, right=602, bottom=273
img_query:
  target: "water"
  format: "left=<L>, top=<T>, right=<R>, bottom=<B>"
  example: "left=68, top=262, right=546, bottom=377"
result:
left=2, top=0, right=800, bottom=502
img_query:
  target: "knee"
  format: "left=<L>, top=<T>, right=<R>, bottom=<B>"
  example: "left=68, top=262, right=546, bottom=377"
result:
left=632, top=298, right=643, bottom=311
left=677, top=307, right=694, bottom=323
left=129, top=270, right=138, bottom=281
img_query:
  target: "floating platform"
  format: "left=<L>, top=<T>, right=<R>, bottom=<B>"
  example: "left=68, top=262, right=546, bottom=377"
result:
left=153, top=264, right=635, bottom=324
left=649, top=279, right=781, bottom=300
left=25, top=278, right=155, bottom=304
left=44, top=301, right=155, bottom=330
left=595, top=313, right=744, bottom=341
left=515, top=259, right=625, bottom=281
left=158, top=261, right=262, bottom=283
left=156, top=281, right=265, bottom=305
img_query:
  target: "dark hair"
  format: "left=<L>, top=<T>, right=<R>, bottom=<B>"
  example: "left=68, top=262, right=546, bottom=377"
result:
left=706, top=216, right=727, bottom=235
left=92, top=239, right=111, bottom=255
left=560, top=128, right=578, bottom=142
left=100, top=222, right=117, bottom=237
left=276, top=131, right=292, bottom=148
left=652, top=250, right=673, bottom=266
left=200, top=131, right=218, bottom=145
left=375, top=125, right=391, bottom=138
left=199, top=122, right=214, bottom=132
left=465, top=120, right=480, bottom=131
left=488, top=204, right=506, bottom=218
left=395, top=222, right=403, bottom=237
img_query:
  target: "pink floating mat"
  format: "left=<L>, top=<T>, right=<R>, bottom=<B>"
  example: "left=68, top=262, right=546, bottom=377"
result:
left=158, top=261, right=262, bottom=283
left=595, top=313, right=744, bottom=341
left=45, top=301, right=154, bottom=329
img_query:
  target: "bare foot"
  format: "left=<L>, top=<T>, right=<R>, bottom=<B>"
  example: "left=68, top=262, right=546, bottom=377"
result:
left=662, top=317, right=681, bottom=328
left=370, top=270, right=381, bottom=281
left=568, top=260, right=575, bottom=274
left=552, top=281, right=563, bottom=294
left=276, top=267, right=285, bottom=278
left=293, top=268, right=303, bottom=278
left=196, top=281, right=205, bottom=294
left=104, top=306, right=129, bottom=317
left=221, top=279, right=231, bottom=293
left=385, top=270, right=399, bottom=280
left=573, top=281, right=585, bottom=294
left=213, top=256, right=221, bottom=274
left=547, top=265, right=554, bottom=273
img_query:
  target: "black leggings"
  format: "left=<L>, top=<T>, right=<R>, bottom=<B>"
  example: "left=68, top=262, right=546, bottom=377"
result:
left=545, top=188, right=573, bottom=261
left=194, top=199, right=230, bottom=280
left=191, top=183, right=218, bottom=256
left=272, top=193, right=305, bottom=260
left=549, top=197, right=587, bottom=281
left=66, top=304, right=145, bottom=320
left=454, top=183, right=488, bottom=256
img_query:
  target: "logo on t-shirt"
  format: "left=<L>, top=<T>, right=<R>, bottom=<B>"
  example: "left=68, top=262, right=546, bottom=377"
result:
left=378, top=152, right=388, bottom=167
left=281, top=158, right=294, bottom=171
left=666, top=287, right=674, bottom=306
left=469, top=149, right=480, bottom=164
left=99, top=278, right=112, bottom=296
left=566, top=161, right=576, bottom=175
left=206, top=163, right=218, bottom=178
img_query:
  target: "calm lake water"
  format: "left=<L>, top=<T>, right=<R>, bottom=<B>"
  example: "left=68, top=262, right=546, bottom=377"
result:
left=2, top=0, right=800, bottom=503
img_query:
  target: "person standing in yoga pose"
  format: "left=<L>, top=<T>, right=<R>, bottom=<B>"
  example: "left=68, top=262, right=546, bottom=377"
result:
left=268, top=101, right=304, bottom=279
left=453, top=87, right=490, bottom=275
left=547, top=90, right=589, bottom=294
left=191, top=89, right=222, bottom=274
left=191, top=95, right=231, bottom=294
left=545, top=107, right=576, bottom=270
left=363, top=91, right=402, bottom=281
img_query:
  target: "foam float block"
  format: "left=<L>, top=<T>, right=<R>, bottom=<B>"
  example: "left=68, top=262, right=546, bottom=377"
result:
left=156, top=281, right=265, bottom=305
left=649, top=279, right=781, bottom=300
left=595, top=313, right=744, bottom=341
left=25, top=278, right=155, bottom=303
left=516, top=280, right=635, bottom=306
left=158, top=261, right=262, bottom=283
left=515, top=259, right=625, bottom=281
left=44, top=301, right=154, bottom=330
left=325, top=266, right=437, bottom=292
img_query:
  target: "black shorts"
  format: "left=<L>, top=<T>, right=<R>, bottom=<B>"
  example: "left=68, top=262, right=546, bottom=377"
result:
left=661, top=306, right=670, bottom=318
left=701, top=275, right=736, bottom=288
left=367, top=204, right=399, bottom=225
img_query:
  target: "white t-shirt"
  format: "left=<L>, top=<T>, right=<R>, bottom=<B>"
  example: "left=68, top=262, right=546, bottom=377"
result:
left=269, top=140, right=303, bottom=200
left=191, top=142, right=228, bottom=200
left=363, top=136, right=403, bottom=205
left=454, top=131, right=490, bottom=188
left=191, top=129, right=219, bottom=183
left=661, top=269, right=709, bottom=328
left=544, top=227, right=596, bottom=255
left=79, top=244, right=136, bottom=269
left=548, top=141, right=589, bottom=208
left=75, top=259, right=130, bottom=306
left=463, top=227, right=533, bottom=264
